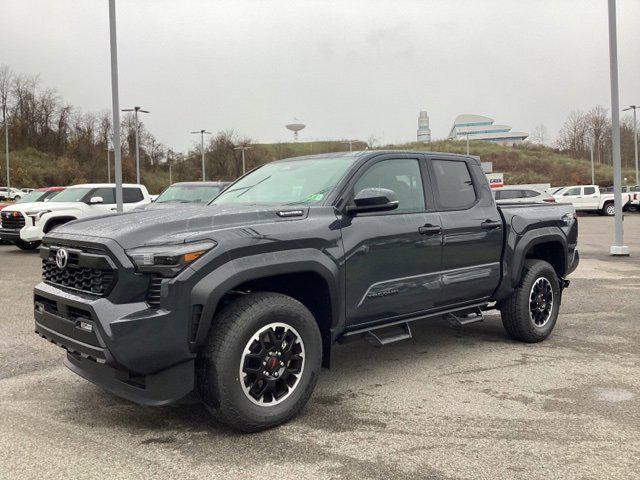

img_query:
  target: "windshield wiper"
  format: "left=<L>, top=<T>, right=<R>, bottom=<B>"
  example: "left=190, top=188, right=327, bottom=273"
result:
left=222, top=175, right=272, bottom=198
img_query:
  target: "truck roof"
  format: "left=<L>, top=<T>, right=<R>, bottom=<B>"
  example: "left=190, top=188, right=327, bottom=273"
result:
left=67, top=183, right=145, bottom=189
left=274, top=150, right=480, bottom=165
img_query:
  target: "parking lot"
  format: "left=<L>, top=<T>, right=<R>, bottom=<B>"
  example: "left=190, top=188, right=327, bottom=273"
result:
left=0, top=215, right=639, bottom=480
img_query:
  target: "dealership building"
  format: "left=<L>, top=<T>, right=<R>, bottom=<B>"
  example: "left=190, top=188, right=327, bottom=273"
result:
left=448, top=114, right=528, bottom=145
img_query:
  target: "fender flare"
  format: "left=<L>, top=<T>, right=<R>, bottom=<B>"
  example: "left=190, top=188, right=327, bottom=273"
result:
left=511, top=229, right=568, bottom=288
left=43, top=216, right=78, bottom=234
left=189, top=248, right=342, bottom=347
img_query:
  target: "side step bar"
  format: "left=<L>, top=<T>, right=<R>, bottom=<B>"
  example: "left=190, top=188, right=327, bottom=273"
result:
left=365, top=323, right=412, bottom=347
left=446, top=307, right=484, bottom=327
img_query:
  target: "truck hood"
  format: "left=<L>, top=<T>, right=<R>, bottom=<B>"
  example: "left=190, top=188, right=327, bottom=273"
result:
left=3, top=201, right=80, bottom=213
left=48, top=203, right=308, bottom=250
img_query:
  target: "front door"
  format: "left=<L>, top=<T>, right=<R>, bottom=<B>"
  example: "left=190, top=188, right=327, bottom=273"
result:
left=342, top=156, right=443, bottom=327
left=427, top=157, right=503, bottom=307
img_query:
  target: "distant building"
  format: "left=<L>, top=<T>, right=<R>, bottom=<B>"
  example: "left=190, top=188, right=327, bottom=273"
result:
left=417, top=110, right=431, bottom=143
left=448, top=114, right=528, bottom=145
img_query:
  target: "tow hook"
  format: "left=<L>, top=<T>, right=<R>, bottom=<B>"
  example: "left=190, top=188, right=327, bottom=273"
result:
left=561, top=279, right=570, bottom=289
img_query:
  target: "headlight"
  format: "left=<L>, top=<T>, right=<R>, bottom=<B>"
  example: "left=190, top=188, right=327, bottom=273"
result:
left=25, top=209, right=51, bottom=221
left=126, top=240, right=217, bottom=275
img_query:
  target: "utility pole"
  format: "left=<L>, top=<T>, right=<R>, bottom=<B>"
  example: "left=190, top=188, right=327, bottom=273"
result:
left=466, top=133, right=470, bottom=155
left=234, top=145, right=252, bottom=175
left=108, top=0, right=123, bottom=213
left=191, top=130, right=211, bottom=181
left=122, top=105, right=149, bottom=184
left=623, top=105, right=638, bottom=185
left=169, top=162, right=172, bottom=184
left=342, top=140, right=357, bottom=152
left=607, top=0, right=628, bottom=255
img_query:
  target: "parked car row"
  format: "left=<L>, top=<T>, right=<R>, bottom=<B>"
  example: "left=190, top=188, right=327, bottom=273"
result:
left=0, top=181, right=231, bottom=250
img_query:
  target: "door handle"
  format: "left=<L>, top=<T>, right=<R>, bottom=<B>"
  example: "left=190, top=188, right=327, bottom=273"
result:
left=481, top=220, right=501, bottom=230
left=418, top=224, right=442, bottom=235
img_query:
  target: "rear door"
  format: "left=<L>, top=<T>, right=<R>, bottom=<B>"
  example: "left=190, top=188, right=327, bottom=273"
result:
left=426, top=157, right=503, bottom=307
left=581, top=186, right=599, bottom=209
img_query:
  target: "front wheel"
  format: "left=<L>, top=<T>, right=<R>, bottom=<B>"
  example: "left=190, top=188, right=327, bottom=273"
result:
left=15, top=240, right=41, bottom=250
left=197, top=292, right=322, bottom=432
left=500, top=260, right=561, bottom=343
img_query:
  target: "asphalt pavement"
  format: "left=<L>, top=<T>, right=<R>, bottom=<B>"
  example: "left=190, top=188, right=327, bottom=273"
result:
left=1, top=215, right=639, bottom=479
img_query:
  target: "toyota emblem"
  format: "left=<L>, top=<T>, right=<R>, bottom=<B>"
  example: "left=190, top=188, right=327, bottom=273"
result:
left=55, top=248, right=69, bottom=270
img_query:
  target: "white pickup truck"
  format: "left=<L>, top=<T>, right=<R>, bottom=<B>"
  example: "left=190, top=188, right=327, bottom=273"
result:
left=0, top=183, right=151, bottom=250
left=553, top=185, right=631, bottom=216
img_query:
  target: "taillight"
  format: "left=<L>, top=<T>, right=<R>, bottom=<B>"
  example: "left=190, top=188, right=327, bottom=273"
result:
left=543, top=197, right=556, bottom=202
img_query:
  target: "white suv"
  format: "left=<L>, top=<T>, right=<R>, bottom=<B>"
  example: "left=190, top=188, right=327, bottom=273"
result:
left=0, top=183, right=151, bottom=250
left=0, top=187, right=25, bottom=201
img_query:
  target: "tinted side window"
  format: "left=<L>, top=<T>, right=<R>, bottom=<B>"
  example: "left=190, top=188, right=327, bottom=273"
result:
left=499, top=190, right=522, bottom=200
left=354, top=159, right=425, bottom=213
left=91, top=188, right=116, bottom=204
left=431, top=160, right=477, bottom=209
left=123, top=188, right=144, bottom=203
left=524, top=190, right=541, bottom=198
left=564, top=187, right=581, bottom=196
left=583, top=187, right=596, bottom=195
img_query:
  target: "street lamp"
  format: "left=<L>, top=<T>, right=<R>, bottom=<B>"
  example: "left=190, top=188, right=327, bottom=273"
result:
left=341, top=140, right=358, bottom=152
left=105, top=146, right=112, bottom=183
left=3, top=106, right=8, bottom=189
left=234, top=145, right=252, bottom=175
left=623, top=105, right=639, bottom=186
left=108, top=0, right=124, bottom=213
left=191, top=130, right=211, bottom=181
left=607, top=0, right=628, bottom=255
left=122, top=105, right=149, bottom=184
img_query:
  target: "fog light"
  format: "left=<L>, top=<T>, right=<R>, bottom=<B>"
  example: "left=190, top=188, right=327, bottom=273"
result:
left=35, top=302, right=44, bottom=314
left=78, top=321, right=93, bottom=332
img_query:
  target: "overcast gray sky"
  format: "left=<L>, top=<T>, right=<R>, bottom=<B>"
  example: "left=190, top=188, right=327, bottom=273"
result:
left=1, top=0, right=639, bottom=152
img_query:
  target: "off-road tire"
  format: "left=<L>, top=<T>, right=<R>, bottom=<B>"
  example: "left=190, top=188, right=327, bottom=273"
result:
left=501, top=259, right=561, bottom=343
left=15, top=240, right=41, bottom=250
left=196, top=292, right=322, bottom=432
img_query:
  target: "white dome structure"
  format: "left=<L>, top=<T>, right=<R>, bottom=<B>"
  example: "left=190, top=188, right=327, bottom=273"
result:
left=448, top=114, right=528, bottom=145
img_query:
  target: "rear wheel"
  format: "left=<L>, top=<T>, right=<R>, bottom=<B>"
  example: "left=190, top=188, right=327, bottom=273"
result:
left=500, top=260, right=561, bottom=343
left=602, top=202, right=615, bottom=216
left=197, top=292, right=322, bottom=432
left=15, top=240, right=40, bottom=250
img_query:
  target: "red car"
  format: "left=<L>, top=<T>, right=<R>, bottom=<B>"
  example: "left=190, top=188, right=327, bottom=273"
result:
left=0, top=187, right=65, bottom=211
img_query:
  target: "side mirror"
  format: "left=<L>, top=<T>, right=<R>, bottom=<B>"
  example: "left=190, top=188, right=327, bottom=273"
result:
left=346, top=188, right=399, bottom=214
left=89, top=196, right=104, bottom=204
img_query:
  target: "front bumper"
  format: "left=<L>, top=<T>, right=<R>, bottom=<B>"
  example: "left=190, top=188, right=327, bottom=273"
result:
left=0, top=227, right=21, bottom=242
left=34, top=280, right=196, bottom=406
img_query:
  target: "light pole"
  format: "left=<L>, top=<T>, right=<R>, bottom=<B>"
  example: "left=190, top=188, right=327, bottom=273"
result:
left=342, top=140, right=358, bottom=152
left=122, top=105, right=149, bottom=184
left=108, top=0, right=123, bottom=213
left=191, top=130, right=211, bottom=181
left=234, top=145, right=252, bottom=175
left=623, top=105, right=638, bottom=186
left=466, top=133, right=470, bottom=155
left=607, top=0, right=628, bottom=255
left=105, top=147, right=111, bottom=183
left=2, top=103, right=8, bottom=189
left=168, top=162, right=172, bottom=184
left=590, top=142, right=595, bottom=185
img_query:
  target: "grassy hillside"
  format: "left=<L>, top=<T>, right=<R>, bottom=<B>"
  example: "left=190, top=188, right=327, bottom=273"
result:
left=1, top=141, right=635, bottom=194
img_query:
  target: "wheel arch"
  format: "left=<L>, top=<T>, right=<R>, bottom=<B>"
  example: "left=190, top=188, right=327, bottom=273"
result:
left=514, top=233, right=568, bottom=284
left=191, top=251, right=342, bottom=368
left=43, top=216, right=77, bottom=234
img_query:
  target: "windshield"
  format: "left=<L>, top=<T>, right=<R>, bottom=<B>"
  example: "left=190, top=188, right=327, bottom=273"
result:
left=47, top=187, right=92, bottom=202
left=16, top=190, right=50, bottom=203
left=214, top=157, right=356, bottom=205
left=156, top=184, right=223, bottom=204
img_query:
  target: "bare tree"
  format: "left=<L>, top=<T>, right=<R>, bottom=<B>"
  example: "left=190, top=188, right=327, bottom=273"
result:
left=530, top=124, right=547, bottom=145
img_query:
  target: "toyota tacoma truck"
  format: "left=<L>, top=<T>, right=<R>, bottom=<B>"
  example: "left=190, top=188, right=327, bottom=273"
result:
left=33, top=151, right=579, bottom=432
left=1, top=183, right=150, bottom=250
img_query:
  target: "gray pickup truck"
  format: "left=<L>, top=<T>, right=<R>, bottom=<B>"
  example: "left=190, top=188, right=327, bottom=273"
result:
left=33, top=151, right=579, bottom=431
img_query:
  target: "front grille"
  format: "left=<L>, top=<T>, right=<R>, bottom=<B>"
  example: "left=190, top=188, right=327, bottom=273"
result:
left=0, top=211, right=25, bottom=229
left=146, top=275, right=163, bottom=306
left=42, top=260, right=115, bottom=295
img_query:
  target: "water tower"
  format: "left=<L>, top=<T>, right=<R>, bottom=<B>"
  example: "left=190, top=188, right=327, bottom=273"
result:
left=286, top=121, right=306, bottom=141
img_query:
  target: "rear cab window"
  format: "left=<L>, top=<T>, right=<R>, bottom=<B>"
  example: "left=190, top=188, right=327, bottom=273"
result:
left=430, top=159, right=477, bottom=210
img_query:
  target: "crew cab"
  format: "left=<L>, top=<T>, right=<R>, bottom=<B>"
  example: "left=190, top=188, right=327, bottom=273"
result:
left=33, top=151, right=579, bottom=432
left=0, top=187, right=25, bottom=201
left=1, top=183, right=150, bottom=250
left=553, top=184, right=631, bottom=216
